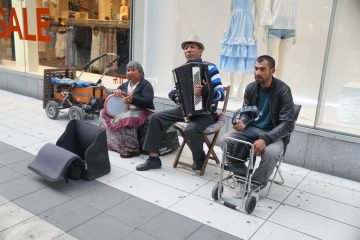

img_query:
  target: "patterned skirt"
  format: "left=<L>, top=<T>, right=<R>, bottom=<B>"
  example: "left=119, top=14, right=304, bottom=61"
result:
left=98, top=109, right=151, bottom=154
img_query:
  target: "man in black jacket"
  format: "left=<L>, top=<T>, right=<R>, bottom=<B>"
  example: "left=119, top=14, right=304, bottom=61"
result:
left=221, top=55, right=295, bottom=186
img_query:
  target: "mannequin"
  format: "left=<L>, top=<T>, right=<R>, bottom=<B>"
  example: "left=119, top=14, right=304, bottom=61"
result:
left=119, top=0, right=129, bottom=21
left=219, top=0, right=257, bottom=99
left=260, top=0, right=297, bottom=77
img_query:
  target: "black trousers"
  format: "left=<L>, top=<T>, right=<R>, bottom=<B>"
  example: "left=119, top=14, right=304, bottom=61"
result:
left=143, top=107, right=217, bottom=162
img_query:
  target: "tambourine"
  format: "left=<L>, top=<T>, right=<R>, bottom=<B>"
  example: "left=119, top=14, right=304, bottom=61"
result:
left=104, top=94, right=128, bottom=117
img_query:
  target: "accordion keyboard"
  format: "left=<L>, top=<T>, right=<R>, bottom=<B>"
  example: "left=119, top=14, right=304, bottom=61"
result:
left=193, top=67, right=202, bottom=110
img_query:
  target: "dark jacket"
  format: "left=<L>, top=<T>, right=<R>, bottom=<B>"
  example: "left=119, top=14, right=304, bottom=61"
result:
left=117, top=78, right=155, bottom=109
left=240, top=77, right=295, bottom=145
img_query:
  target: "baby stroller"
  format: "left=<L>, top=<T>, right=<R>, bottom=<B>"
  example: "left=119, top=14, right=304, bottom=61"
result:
left=212, top=106, right=262, bottom=214
left=43, top=53, right=119, bottom=120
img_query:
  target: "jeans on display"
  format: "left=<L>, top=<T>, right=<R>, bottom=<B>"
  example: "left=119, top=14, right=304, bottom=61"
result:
left=268, top=28, right=296, bottom=40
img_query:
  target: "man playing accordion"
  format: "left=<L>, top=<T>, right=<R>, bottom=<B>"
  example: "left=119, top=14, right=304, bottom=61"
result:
left=136, top=35, right=225, bottom=171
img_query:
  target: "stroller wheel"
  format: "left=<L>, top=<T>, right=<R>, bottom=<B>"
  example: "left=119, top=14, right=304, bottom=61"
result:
left=211, top=183, right=223, bottom=201
left=68, top=106, right=85, bottom=120
left=45, top=101, right=60, bottom=119
left=245, top=195, right=257, bottom=214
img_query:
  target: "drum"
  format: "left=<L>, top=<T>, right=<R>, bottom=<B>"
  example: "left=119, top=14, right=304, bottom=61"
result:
left=104, top=94, right=128, bottom=117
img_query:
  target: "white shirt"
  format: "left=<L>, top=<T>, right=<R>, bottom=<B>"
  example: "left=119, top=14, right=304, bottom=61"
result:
left=260, top=0, right=297, bottom=29
left=127, top=81, right=139, bottom=94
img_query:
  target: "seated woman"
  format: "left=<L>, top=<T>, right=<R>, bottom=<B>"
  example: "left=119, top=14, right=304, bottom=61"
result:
left=99, top=61, right=154, bottom=158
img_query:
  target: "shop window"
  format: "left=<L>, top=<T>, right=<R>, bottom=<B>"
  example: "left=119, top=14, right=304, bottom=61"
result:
left=317, top=0, right=360, bottom=136
left=0, top=0, right=25, bottom=72
left=37, top=0, right=131, bottom=80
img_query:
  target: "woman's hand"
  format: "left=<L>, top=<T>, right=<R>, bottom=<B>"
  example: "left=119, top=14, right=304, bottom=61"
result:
left=113, top=89, right=124, bottom=97
left=124, top=94, right=133, bottom=104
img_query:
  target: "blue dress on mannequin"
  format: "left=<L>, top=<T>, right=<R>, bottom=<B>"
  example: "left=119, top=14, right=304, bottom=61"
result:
left=219, top=0, right=257, bottom=73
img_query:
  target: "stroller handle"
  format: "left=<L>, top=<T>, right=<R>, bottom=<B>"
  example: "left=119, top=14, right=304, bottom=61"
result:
left=82, top=53, right=119, bottom=71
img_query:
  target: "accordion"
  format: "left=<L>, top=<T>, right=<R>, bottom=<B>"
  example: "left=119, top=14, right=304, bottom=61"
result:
left=172, top=62, right=214, bottom=117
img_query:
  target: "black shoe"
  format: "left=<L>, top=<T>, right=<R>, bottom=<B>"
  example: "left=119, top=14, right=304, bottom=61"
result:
left=192, top=152, right=205, bottom=171
left=136, top=157, right=162, bottom=171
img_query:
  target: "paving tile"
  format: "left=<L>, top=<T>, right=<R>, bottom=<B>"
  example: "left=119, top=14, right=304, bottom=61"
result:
left=0, top=196, right=9, bottom=206
left=47, top=179, right=104, bottom=199
left=109, top=153, right=145, bottom=172
left=38, top=199, right=101, bottom=232
left=105, top=197, right=165, bottom=228
left=0, top=175, right=47, bottom=201
left=0, top=142, right=17, bottom=154
left=0, top=202, right=34, bottom=231
left=53, top=233, right=78, bottom=240
left=169, top=195, right=264, bottom=239
left=17, top=124, right=64, bottom=141
left=277, top=170, right=307, bottom=189
left=279, top=163, right=311, bottom=176
left=96, top=165, right=131, bottom=184
left=0, top=166, right=22, bottom=184
left=75, top=183, right=132, bottom=211
left=0, top=149, right=34, bottom=165
left=140, top=210, right=203, bottom=240
left=135, top=164, right=209, bottom=193
left=68, top=213, right=133, bottom=240
left=0, top=115, right=33, bottom=130
left=307, top=171, right=360, bottom=192
left=21, top=139, right=57, bottom=155
left=285, top=189, right=360, bottom=228
left=251, top=221, right=318, bottom=240
left=261, top=183, right=293, bottom=203
left=13, top=187, right=72, bottom=215
left=120, top=229, right=159, bottom=240
left=0, top=129, right=43, bottom=149
left=0, top=216, right=64, bottom=240
left=269, top=204, right=360, bottom=240
left=108, top=173, right=188, bottom=208
left=7, top=158, right=34, bottom=175
left=297, top=177, right=360, bottom=208
left=187, top=225, right=242, bottom=240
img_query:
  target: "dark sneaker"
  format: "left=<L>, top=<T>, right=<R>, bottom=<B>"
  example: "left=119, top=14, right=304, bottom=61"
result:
left=136, top=156, right=162, bottom=171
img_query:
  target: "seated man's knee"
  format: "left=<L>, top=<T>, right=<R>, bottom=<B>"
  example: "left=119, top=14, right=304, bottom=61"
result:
left=184, top=124, right=201, bottom=136
left=262, top=145, right=283, bottom=163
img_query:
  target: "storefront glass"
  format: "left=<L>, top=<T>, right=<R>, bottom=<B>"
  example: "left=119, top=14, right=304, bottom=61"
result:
left=36, top=0, right=131, bottom=78
left=1, top=0, right=132, bottom=77
left=133, top=0, right=359, bottom=137
left=317, top=0, right=360, bottom=136
left=0, top=0, right=26, bottom=72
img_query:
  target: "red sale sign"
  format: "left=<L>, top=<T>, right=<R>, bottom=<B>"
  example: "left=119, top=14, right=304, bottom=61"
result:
left=0, top=8, right=51, bottom=42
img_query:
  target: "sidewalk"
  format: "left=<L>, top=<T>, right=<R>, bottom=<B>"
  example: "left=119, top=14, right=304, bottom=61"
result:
left=0, top=89, right=360, bottom=240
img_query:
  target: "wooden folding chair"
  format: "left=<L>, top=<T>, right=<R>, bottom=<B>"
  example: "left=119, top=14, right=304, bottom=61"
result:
left=173, top=85, right=231, bottom=176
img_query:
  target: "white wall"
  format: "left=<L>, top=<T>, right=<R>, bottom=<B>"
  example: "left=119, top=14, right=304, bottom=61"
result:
left=133, top=0, right=231, bottom=96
